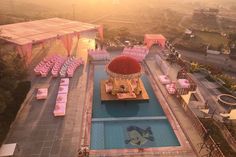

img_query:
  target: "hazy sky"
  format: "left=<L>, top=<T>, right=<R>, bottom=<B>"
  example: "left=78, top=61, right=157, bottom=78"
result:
left=14, top=0, right=236, bottom=11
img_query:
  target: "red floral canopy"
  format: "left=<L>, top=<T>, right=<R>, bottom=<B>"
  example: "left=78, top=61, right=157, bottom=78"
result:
left=106, top=56, right=142, bottom=79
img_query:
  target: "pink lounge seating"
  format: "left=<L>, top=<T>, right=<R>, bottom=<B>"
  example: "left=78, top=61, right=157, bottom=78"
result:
left=166, top=82, right=176, bottom=94
left=58, top=85, right=69, bottom=94
left=36, top=88, right=48, bottom=100
left=53, top=78, right=70, bottom=117
left=117, top=92, right=137, bottom=99
left=53, top=102, right=66, bottom=116
left=177, top=79, right=190, bottom=88
left=158, top=75, right=171, bottom=85
left=60, top=78, right=69, bottom=86
left=56, top=93, right=67, bottom=103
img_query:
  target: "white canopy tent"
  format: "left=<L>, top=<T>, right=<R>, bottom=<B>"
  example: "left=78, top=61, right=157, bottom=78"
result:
left=0, top=18, right=103, bottom=62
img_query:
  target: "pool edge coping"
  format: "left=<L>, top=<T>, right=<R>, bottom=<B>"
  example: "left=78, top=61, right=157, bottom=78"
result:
left=81, top=63, right=195, bottom=156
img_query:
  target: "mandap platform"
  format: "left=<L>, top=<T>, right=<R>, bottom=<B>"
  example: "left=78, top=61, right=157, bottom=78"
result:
left=100, top=80, right=149, bottom=101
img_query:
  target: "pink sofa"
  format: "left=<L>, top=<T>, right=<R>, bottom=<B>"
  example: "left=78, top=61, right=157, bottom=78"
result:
left=177, top=79, right=190, bottom=88
left=36, top=88, right=48, bottom=100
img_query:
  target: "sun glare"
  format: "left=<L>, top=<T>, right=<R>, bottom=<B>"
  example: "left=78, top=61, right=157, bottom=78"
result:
left=0, top=0, right=236, bottom=157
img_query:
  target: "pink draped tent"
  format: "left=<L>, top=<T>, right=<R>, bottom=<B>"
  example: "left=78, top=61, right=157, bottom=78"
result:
left=144, top=34, right=166, bottom=49
left=0, top=18, right=103, bottom=63
left=98, top=25, right=104, bottom=41
left=60, top=34, right=74, bottom=56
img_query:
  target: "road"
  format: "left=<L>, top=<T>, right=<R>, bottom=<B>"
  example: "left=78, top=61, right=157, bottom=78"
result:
left=178, top=49, right=236, bottom=77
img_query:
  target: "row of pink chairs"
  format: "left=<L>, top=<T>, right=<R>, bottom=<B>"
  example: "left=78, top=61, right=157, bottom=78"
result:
left=34, top=55, right=83, bottom=78
left=59, top=57, right=78, bottom=77
left=123, top=47, right=149, bottom=54
left=123, top=51, right=146, bottom=57
left=122, top=46, right=148, bottom=62
left=34, top=56, right=51, bottom=75
left=34, top=55, right=59, bottom=77
left=53, top=78, right=69, bottom=116
left=51, top=56, right=66, bottom=77
left=88, top=49, right=107, bottom=54
left=123, top=51, right=146, bottom=61
left=67, top=58, right=84, bottom=77
left=123, top=49, right=148, bottom=54
left=90, top=53, right=110, bottom=60
left=88, top=49, right=110, bottom=61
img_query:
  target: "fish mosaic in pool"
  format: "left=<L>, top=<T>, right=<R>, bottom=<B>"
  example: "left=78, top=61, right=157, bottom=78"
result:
left=125, top=125, right=154, bottom=147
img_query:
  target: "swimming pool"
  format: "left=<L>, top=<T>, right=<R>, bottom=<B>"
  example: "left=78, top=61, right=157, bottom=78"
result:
left=90, top=65, right=180, bottom=150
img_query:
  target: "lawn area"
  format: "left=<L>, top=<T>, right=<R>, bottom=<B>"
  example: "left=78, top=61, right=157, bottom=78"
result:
left=175, top=30, right=229, bottom=52
left=200, top=118, right=236, bottom=157
left=194, top=31, right=229, bottom=50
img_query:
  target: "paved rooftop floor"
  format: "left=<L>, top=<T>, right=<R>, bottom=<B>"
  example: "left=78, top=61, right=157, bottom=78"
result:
left=4, top=37, right=94, bottom=157
left=4, top=45, right=210, bottom=157
left=145, top=57, right=208, bottom=156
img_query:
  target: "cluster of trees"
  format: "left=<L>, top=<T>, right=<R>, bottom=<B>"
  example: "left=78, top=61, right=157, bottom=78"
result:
left=0, top=51, right=28, bottom=113
left=0, top=47, right=30, bottom=145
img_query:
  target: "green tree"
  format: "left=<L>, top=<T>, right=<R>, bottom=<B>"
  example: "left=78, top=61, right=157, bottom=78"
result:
left=0, top=50, right=28, bottom=113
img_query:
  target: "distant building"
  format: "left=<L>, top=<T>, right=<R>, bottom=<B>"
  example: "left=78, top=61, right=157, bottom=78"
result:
left=193, top=8, right=219, bottom=20
left=185, top=29, right=192, bottom=35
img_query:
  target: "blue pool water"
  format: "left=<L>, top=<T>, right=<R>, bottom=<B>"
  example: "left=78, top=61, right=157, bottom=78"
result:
left=90, top=65, right=180, bottom=150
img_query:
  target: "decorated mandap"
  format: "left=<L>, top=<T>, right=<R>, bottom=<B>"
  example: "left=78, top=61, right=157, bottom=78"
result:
left=0, top=18, right=103, bottom=64
left=101, top=56, right=149, bottom=101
